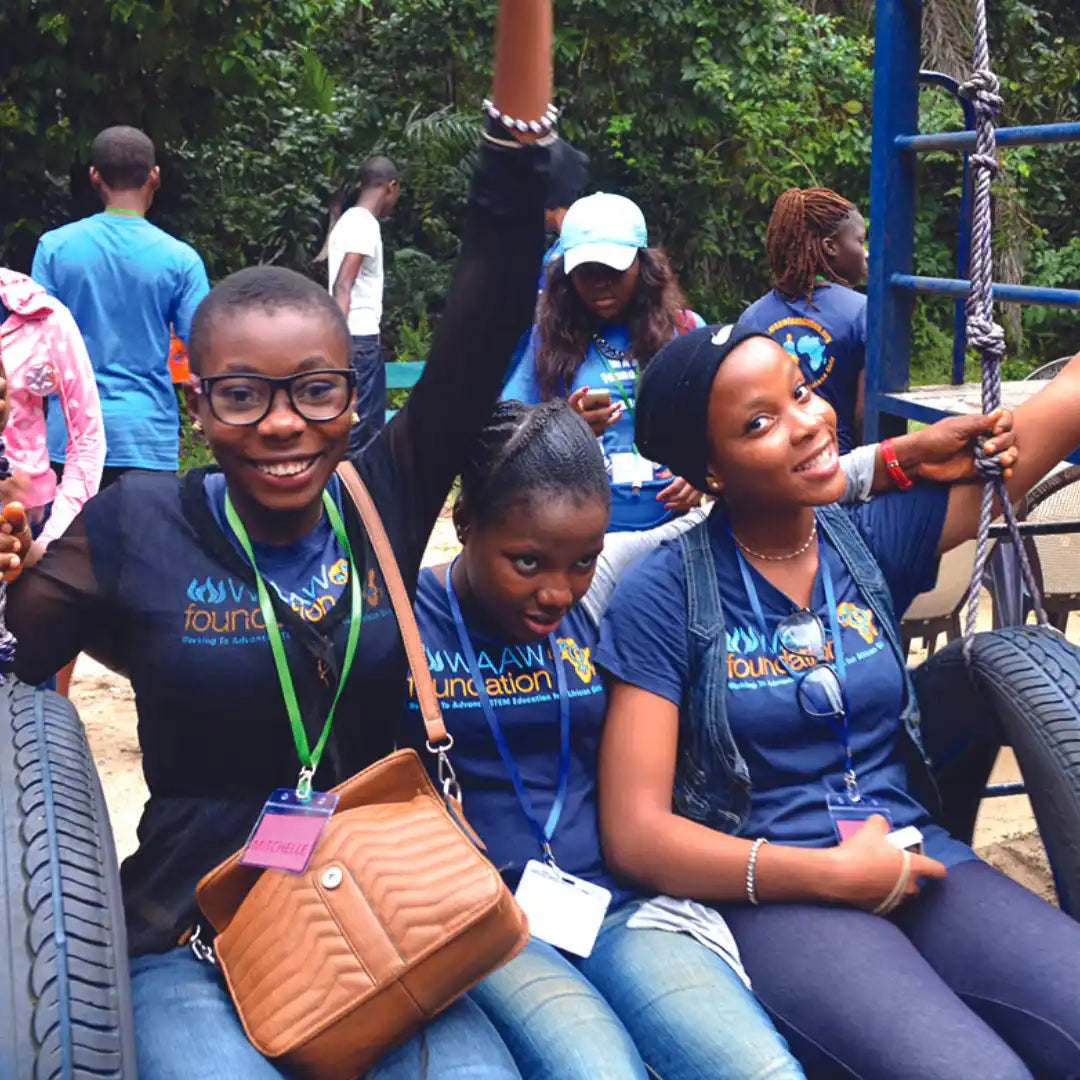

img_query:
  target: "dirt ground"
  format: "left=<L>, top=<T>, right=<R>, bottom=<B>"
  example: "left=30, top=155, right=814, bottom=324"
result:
left=72, top=515, right=1057, bottom=903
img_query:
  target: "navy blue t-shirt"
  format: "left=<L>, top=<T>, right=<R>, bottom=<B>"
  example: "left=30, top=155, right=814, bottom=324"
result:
left=737, top=284, right=866, bottom=453
left=502, top=315, right=705, bottom=532
left=204, top=473, right=352, bottom=623
left=407, top=567, right=634, bottom=904
left=596, top=489, right=977, bottom=869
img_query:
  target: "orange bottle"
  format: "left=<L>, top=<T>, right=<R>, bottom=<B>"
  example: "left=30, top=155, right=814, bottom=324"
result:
left=168, top=332, right=191, bottom=384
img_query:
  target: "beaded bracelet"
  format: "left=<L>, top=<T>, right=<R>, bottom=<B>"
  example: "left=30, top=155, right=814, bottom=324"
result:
left=746, top=837, right=770, bottom=905
left=483, top=98, right=559, bottom=135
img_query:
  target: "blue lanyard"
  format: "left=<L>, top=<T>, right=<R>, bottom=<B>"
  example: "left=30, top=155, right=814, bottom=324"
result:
left=728, top=519, right=855, bottom=781
left=445, top=561, right=571, bottom=864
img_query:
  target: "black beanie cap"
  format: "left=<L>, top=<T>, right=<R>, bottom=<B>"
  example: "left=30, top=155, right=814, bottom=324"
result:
left=634, top=323, right=774, bottom=492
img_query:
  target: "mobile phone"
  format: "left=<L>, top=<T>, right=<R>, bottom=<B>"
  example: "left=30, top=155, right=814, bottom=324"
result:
left=886, top=825, right=924, bottom=853
left=581, top=389, right=612, bottom=409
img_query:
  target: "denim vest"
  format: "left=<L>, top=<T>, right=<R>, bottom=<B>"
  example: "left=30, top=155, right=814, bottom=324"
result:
left=672, top=503, right=936, bottom=833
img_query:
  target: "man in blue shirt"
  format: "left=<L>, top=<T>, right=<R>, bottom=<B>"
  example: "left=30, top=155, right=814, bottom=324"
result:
left=32, top=125, right=210, bottom=480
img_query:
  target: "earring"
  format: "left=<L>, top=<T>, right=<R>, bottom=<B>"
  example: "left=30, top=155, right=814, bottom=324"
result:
left=192, top=418, right=204, bottom=435
left=351, top=410, right=361, bottom=425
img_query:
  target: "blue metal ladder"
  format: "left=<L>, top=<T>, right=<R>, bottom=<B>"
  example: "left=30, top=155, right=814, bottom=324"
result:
left=865, top=0, right=1080, bottom=800
left=863, top=0, right=1080, bottom=444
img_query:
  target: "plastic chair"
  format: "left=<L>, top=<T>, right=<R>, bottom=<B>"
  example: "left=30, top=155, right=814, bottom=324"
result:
left=1015, top=465, right=1080, bottom=632
left=983, top=462, right=1079, bottom=627
left=1026, top=356, right=1072, bottom=381
left=902, top=539, right=985, bottom=656
left=981, top=360, right=1075, bottom=625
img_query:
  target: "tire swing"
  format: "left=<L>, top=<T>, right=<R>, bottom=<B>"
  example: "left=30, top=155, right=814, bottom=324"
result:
left=0, top=435, right=136, bottom=1076
left=910, top=0, right=1080, bottom=919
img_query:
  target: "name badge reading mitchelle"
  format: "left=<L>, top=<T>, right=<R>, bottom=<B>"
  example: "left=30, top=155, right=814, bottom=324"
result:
left=610, top=452, right=656, bottom=489
left=240, top=788, right=340, bottom=873
left=514, top=860, right=612, bottom=958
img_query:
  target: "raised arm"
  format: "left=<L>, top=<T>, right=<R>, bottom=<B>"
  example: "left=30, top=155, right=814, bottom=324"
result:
left=369, top=0, right=552, bottom=543
left=939, top=349, right=1080, bottom=552
left=844, top=411, right=1018, bottom=502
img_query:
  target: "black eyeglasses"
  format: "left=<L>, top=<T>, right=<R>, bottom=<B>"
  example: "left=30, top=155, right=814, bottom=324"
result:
left=775, top=610, right=846, bottom=723
left=193, top=369, right=356, bottom=427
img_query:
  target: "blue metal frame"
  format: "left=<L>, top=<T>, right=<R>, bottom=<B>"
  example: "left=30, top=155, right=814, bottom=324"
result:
left=865, top=0, right=922, bottom=442
left=917, top=71, right=974, bottom=385
left=893, top=275, right=1080, bottom=309
left=868, top=0, right=1080, bottom=802
left=897, top=121, right=1080, bottom=152
left=865, top=0, right=1080, bottom=444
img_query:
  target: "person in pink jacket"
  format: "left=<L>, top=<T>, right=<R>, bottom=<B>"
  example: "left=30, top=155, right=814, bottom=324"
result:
left=0, top=268, right=105, bottom=546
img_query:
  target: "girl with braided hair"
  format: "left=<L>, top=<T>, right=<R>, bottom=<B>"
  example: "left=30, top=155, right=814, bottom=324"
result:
left=406, top=398, right=804, bottom=1080
left=403, top=397, right=1011, bottom=1079
left=738, top=187, right=869, bottom=452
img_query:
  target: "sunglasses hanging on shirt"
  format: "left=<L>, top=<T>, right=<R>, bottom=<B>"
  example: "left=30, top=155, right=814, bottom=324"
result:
left=729, top=520, right=894, bottom=842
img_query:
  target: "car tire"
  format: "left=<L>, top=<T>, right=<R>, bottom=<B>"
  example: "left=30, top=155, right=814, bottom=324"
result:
left=914, top=626, right=1080, bottom=917
left=0, top=680, right=137, bottom=1079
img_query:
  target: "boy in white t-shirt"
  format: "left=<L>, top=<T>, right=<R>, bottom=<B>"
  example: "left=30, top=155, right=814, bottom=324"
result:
left=328, top=155, right=400, bottom=452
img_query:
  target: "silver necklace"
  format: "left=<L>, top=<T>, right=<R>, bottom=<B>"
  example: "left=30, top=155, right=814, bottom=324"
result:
left=733, top=518, right=818, bottom=561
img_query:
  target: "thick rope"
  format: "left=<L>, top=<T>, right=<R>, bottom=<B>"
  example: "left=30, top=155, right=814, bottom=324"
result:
left=0, top=433, right=16, bottom=669
left=959, top=0, right=1047, bottom=657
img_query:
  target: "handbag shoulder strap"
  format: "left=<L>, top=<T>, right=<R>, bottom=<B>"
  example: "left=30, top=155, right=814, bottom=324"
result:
left=336, top=461, right=447, bottom=745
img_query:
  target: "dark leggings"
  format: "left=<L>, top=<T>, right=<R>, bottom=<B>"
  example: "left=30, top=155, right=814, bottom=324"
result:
left=720, top=860, right=1080, bottom=1079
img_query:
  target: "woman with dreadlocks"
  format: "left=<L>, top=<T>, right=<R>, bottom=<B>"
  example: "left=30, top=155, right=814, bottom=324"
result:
left=738, top=187, right=868, bottom=452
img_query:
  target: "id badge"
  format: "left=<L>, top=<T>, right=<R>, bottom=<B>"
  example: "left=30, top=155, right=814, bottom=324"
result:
left=610, top=452, right=655, bottom=489
left=611, top=452, right=638, bottom=486
left=240, top=788, right=339, bottom=873
left=826, top=789, right=892, bottom=843
left=514, top=860, right=612, bottom=958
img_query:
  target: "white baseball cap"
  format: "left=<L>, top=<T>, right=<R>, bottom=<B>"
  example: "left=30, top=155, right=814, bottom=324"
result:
left=560, top=193, right=648, bottom=275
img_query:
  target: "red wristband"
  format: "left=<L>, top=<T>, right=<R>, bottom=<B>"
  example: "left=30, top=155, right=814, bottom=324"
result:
left=881, top=438, right=913, bottom=490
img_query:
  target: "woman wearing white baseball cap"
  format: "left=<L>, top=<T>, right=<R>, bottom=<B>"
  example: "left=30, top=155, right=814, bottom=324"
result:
left=502, top=192, right=706, bottom=533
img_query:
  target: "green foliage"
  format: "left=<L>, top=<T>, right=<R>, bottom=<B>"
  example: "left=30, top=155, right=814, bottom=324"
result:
left=177, top=391, right=214, bottom=474
left=3, top=0, right=1078, bottom=378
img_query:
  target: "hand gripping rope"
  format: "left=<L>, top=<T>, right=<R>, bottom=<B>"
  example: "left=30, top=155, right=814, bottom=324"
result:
left=0, top=432, right=17, bottom=672
left=959, top=0, right=1047, bottom=658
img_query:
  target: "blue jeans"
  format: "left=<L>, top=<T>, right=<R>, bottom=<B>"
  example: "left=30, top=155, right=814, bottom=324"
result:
left=348, top=334, right=387, bottom=455
left=470, top=900, right=804, bottom=1079
left=130, top=947, right=521, bottom=1079
left=719, top=860, right=1080, bottom=1079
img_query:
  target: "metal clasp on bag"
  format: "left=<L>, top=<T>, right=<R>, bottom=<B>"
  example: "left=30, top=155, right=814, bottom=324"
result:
left=426, top=734, right=462, bottom=803
left=189, top=924, right=217, bottom=966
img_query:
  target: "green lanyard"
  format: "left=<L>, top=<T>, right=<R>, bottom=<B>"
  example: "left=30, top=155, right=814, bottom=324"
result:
left=104, top=207, right=142, bottom=217
left=224, top=488, right=363, bottom=800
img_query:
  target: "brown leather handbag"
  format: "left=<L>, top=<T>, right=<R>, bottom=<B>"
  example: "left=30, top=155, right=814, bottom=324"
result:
left=195, top=462, right=529, bottom=1080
